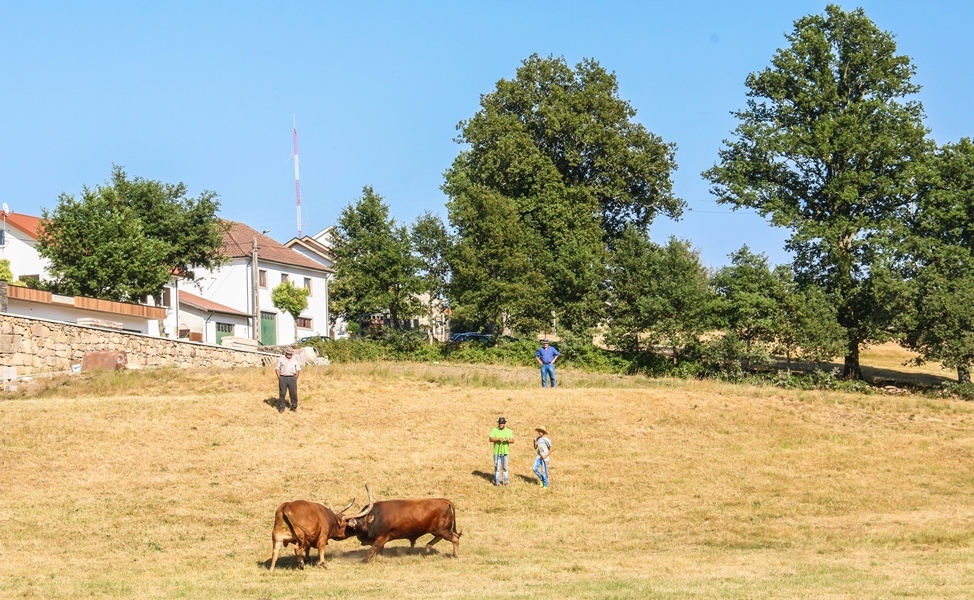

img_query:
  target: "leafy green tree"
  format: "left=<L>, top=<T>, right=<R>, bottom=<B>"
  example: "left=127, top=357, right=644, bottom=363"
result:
left=271, top=280, right=310, bottom=341
left=895, top=139, right=974, bottom=382
left=711, top=247, right=787, bottom=371
left=711, top=247, right=844, bottom=371
left=446, top=184, right=546, bottom=334
left=896, top=247, right=974, bottom=383
left=0, top=258, right=13, bottom=283
left=36, top=166, right=223, bottom=303
left=772, top=267, right=846, bottom=367
left=605, top=227, right=715, bottom=357
left=445, top=54, right=682, bottom=332
left=411, top=212, right=451, bottom=340
left=703, top=5, right=931, bottom=379
left=331, top=186, right=422, bottom=330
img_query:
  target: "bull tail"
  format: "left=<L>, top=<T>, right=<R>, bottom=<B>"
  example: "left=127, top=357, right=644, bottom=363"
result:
left=450, top=501, right=462, bottom=538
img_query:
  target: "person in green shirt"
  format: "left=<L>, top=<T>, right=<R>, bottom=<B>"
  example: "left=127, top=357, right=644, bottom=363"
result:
left=489, top=416, right=514, bottom=486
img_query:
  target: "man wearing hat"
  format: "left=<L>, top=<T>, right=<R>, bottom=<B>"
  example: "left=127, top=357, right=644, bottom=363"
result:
left=533, top=426, right=552, bottom=488
left=488, top=417, right=514, bottom=486
left=535, top=339, right=561, bottom=388
left=275, top=347, right=301, bottom=413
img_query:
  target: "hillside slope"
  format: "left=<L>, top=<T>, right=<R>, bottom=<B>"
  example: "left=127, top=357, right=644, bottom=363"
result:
left=1, top=362, right=973, bottom=598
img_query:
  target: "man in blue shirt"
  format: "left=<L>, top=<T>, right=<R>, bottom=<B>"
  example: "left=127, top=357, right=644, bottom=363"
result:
left=535, top=339, right=561, bottom=388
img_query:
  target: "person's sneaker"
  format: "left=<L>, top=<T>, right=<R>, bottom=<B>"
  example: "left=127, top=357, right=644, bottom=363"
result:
left=538, top=481, right=544, bottom=487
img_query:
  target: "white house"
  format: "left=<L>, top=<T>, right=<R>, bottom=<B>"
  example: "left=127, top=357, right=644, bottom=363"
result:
left=0, top=212, right=333, bottom=347
left=0, top=212, right=49, bottom=282
left=170, top=220, right=334, bottom=346
left=284, top=226, right=346, bottom=338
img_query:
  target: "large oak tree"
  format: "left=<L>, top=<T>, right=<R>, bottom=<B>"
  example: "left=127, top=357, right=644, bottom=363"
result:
left=445, top=54, right=682, bottom=333
left=704, top=5, right=931, bottom=379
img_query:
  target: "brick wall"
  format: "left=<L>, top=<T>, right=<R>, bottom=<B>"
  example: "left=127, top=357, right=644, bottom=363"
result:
left=0, top=314, right=277, bottom=376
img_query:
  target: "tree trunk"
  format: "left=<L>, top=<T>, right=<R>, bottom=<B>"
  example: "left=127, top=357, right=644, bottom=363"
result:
left=958, top=364, right=972, bottom=384
left=841, top=338, right=863, bottom=380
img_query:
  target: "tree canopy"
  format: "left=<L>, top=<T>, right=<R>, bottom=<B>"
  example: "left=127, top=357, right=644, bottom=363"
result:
left=703, top=5, right=930, bottom=378
left=36, top=166, right=223, bottom=304
left=894, top=139, right=974, bottom=382
left=411, top=211, right=452, bottom=339
left=605, top=228, right=714, bottom=356
left=445, top=54, right=682, bottom=334
left=0, top=258, right=13, bottom=283
left=330, top=186, right=422, bottom=330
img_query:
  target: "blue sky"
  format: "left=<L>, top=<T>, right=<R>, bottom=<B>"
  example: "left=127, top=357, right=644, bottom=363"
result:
left=2, top=1, right=972, bottom=268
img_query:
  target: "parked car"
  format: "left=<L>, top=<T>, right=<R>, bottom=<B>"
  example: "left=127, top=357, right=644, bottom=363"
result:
left=298, top=335, right=330, bottom=344
left=448, top=332, right=494, bottom=344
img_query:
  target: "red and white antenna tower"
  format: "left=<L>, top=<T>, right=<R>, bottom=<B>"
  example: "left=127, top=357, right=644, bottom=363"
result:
left=292, top=115, right=303, bottom=238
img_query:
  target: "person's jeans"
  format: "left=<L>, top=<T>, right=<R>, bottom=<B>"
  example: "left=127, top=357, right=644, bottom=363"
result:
left=493, top=453, right=509, bottom=485
left=278, top=375, right=298, bottom=411
left=540, top=363, right=556, bottom=388
left=533, top=457, right=549, bottom=486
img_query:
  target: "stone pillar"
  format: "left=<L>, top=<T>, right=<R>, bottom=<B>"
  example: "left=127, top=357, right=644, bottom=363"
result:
left=0, top=281, right=7, bottom=313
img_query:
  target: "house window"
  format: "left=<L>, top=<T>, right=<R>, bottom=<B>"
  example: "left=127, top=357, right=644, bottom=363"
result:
left=161, top=287, right=172, bottom=308
left=258, top=270, right=267, bottom=288
left=281, top=273, right=289, bottom=284
left=0, top=229, right=5, bottom=246
left=304, top=277, right=312, bottom=295
left=296, top=317, right=312, bottom=329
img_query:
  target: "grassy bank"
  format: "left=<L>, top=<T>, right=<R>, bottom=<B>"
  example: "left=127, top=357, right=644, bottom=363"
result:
left=1, top=360, right=973, bottom=598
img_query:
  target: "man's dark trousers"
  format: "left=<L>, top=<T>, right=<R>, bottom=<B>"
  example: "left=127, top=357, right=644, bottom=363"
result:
left=278, top=375, right=298, bottom=411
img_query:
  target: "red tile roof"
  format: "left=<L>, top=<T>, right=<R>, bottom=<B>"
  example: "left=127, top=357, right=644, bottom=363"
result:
left=219, top=220, right=333, bottom=273
left=177, top=289, right=251, bottom=317
left=4, top=212, right=43, bottom=240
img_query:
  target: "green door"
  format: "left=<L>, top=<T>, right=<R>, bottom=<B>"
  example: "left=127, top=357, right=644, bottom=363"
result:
left=215, top=322, right=233, bottom=346
left=260, top=311, right=277, bottom=346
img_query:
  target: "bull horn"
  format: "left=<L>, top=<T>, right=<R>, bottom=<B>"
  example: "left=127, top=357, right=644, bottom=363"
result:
left=336, top=499, right=356, bottom=514
left=344, top=484, right=374, bottom=519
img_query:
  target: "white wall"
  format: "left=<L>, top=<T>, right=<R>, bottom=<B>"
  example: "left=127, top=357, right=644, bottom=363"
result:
left=0, top=226, right=49, bottom=280
left=169, top=257, right=330, bottom=346
left=6, top=298, right=154, bottom=334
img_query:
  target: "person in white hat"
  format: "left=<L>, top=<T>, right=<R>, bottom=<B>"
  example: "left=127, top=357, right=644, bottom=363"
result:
left=533, top=426, right=552, bottom=488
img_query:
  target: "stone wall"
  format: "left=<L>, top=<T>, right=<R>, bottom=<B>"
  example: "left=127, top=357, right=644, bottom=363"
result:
left=0, top=314, right=277, bottom=377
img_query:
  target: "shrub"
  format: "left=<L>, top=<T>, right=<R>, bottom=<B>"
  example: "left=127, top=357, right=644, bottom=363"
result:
left=318, top=339, right=389, bottom=363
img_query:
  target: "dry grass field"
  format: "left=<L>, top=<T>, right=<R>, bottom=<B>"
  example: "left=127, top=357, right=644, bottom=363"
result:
left=2, top=346, right=974, bottom=598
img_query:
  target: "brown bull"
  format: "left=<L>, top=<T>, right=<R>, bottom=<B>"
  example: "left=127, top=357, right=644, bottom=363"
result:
left=345, top=486, right=461, bottom=563
left=269, top=492, right=373, bottom=571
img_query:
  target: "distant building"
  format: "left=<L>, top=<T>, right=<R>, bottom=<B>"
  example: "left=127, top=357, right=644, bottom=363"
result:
left=169, top=220, right=334, bottom=346
left=0, top=211, right=333, bottom=346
